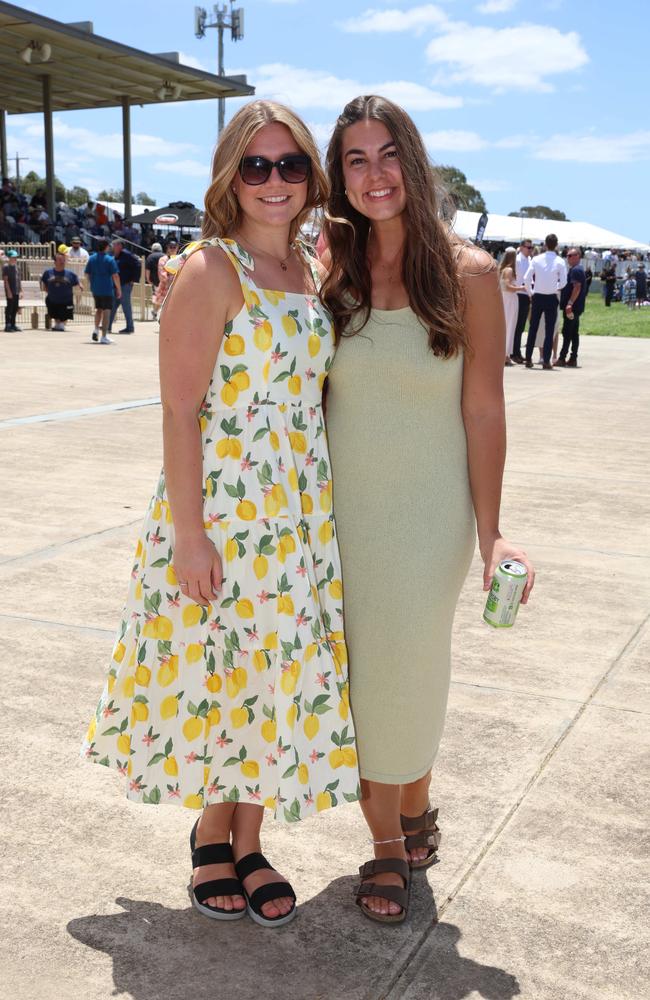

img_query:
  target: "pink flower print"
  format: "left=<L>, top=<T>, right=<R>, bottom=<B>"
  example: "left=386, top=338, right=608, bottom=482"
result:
left=271, top=349, right=283, bottom=364
left=246, top=407, right=255, bottom=423
left=277, top=742, right=289, bottom=757
left=305, top=368, right=316, bottom=381
left=305, top=453, right=316, bottom=466
left=129, top=778, right=145, bottom=792
left=305, top=794, right=314, bottom=806
left=168, top=787, right=181, bottom=799
left=309, top=749, right=320, bottom=764
left=277, top=459, right=286, bottom=473
left=150, top=528, right=164, bottom=547
left=309, top=406, right=317, bottom=419
left=167, top=595, right=180, bottom=608
left=209, top=619, right=226, bottom=632
left=247, top=627, right=259, bottom=642
left=248, top=788, right=262, bottom=801
left=206, top=513, right=225, bottom=525
left=141, top=732, right=156, bottom=746
left=316, top=672, right=327, bottom=688
left=241, top=456, right=254, bottom=471
left=295, top=611, right=309, bottom=627
left=102, top=705, right=118, bottom=718
left=265, top=753, right=277, bottom=767
left=257, top=590, right=271, bottom=604
left=214, top=733, right=229, bottom=748
left=185, top=751, right=198, bottom=764
left=296, top=564, right=307, bottom=577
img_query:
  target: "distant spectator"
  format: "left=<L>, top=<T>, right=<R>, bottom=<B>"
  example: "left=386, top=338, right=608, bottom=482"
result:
left=498, top=247, right=525, bottom=367
left=622, top=271, right=637, bottom=310
left=109, top=238, right=141, bottom=334
left=152, top=238, right=178, bottom=317
left=84, top=238, right=121, bottom=344
left=511, top=239, right=533, bottom=363
left=2, top=248, right=22, bottom=332
left=556, top=248, right=587, bottom=368
left=634, top=263, right=647, bottom=306
left=145, top=242, right=164, bottom=319
left=602, top=265, right=617, bottom=307
left=40, top=251, right=79, bottom=331
left=524, top=233, right=568, bottom=369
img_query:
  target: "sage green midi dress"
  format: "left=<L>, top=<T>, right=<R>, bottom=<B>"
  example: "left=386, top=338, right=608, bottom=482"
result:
left=326, top=307, right=476, bottom=783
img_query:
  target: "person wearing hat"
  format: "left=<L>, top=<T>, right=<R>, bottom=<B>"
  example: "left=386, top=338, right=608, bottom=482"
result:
left=3, top=248, right=22, bottom=332
left=145, top=241, right=164, bottom=320
left=67, top=236, right=89, bottom=265
left=152, top=238, right=178, bottom=318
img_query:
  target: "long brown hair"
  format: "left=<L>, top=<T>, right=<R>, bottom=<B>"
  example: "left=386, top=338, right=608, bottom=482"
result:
left=202, top=100, right=329, bottom=244
left=320, top=95, right=470, bottom=357
left=499, top=248, right=517, bottom=278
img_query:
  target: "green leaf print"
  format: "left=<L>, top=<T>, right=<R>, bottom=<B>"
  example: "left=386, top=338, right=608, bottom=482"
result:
left=147, top=752, right=167, bottom=766
left=224, top=786, right=241, bottom=803
left=284, top=798, right=302, bottom=823
left=282, top=764, right=298, bottom=778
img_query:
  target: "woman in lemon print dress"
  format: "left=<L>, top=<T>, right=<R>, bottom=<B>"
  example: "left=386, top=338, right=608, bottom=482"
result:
left=321, top=96, right=535, bottom=923
left=83, top=101, right=359, bottom=928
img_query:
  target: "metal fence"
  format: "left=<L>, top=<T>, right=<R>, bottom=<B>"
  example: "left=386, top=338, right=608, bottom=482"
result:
left=1, top=242, right=155, bottom=327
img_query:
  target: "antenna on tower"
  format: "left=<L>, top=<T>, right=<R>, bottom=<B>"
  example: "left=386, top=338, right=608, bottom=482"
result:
left=194, top=3, right=246, bottom=135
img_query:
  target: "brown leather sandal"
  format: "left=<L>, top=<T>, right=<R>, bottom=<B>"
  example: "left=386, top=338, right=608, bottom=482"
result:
left=400, top=805, right=441, bottom=871
left=354, top=857, right=410, bottom=924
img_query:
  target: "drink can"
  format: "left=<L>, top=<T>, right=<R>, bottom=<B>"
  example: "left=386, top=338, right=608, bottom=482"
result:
left=483, top=559, right=527, bottom=629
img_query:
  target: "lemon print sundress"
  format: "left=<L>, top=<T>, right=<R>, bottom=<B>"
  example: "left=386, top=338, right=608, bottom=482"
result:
left=82, top=238, right=360, bottom=822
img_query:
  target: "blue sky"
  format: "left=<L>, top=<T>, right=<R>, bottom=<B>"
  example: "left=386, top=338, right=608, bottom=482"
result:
left=6, top=1, right=648, bottom=241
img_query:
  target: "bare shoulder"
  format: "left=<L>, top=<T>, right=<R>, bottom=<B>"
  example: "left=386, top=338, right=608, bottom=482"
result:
left=456, top=243, right=498, bottom=279
left=174, top=242, right=238, bottom=290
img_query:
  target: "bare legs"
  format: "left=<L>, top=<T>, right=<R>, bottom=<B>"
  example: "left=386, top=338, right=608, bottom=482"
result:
left=358, top=770, right=433, bottom=917
left=191, top=802, right=293, bottom=919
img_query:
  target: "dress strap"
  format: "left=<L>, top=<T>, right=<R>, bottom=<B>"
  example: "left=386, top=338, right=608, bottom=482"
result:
left=160, top=237, right=256, bottom=318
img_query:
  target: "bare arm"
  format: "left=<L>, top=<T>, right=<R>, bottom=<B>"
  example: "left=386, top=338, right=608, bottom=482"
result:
left=159, top=248, right=242, bottom=605
left=503, top=266, right=524, bottom=293
left=112, top=272, right=122, bottom=299
left=461, top=252, right=535, bottom=602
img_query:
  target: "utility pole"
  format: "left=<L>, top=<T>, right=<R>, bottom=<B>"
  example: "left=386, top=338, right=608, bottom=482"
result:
left=195, top=3, right=245, bottom=137
left=13, top=153, right=29, bottom=193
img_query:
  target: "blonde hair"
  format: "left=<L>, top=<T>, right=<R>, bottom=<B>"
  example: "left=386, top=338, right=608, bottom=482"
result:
left=203, top=100, right=329, bottom=243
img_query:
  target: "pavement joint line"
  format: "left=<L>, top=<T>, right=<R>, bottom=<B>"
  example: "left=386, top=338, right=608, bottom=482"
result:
left=375, top=609, right=650, bottom=1000
left=449, top=678, right=650, bottom=716
left=0, top=612, right=114, bottom=636
left=0, top=397, right=161, bottom=429
left=524, top=541, right=650, bottom=561
left=0, top=519, right=141, bottom=570
left=506, top=469, right=650, bottom=487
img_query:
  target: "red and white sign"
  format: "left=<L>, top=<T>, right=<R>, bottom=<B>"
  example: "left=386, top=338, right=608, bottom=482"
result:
left=154, top=213, right=179, bottom=225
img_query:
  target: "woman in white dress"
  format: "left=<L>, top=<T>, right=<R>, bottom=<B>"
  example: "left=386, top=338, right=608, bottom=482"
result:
left=498, top=248, right=525, bottom=366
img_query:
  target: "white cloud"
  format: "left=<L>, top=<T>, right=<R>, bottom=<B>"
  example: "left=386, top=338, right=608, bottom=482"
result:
left=533, top=131, right=650, bottom=163
left=307, top=122, right=335, bottom=146
left=423, top=129, right=488, bottom=152
left=476, top=0, right=519, bottom=13
left=177, top=51, right=211, bottom=72
left=249, top=62, right=462, bottom=110
left=10, top=117, right=198, bottom=160
left=340, top=4, right=449, bottom=34
left=154, top=159, right=210, bottom=177
left=469, top=177, right=510, bottom=192
left=427, top=23, right=588, bottom=92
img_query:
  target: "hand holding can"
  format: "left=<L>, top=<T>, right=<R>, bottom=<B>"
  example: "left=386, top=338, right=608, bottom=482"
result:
left=483, top=560, right=528, bottom=629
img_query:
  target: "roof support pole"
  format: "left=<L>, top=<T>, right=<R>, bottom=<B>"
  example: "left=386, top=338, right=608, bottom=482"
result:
left=41, top=75, right=56, bottom=221
left=0, top=109, right=8, bottom=180
left=122, top=96, right=132, bottom=220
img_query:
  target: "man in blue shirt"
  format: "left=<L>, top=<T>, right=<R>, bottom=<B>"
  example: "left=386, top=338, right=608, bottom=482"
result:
left=84, top=239, right=121, bottom=344
left=40, top=252, right=79, bottom=331
left=555, top=248, right=587, bottom=368
left=108, top=239, right=141, bottom=334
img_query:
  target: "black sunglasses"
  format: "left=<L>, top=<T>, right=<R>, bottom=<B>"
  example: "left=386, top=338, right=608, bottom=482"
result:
left=239, top=154, right=311, bottom=186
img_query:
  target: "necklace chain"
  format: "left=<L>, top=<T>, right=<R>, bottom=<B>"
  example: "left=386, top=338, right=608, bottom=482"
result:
left=238, top=236, right=294, bottom=271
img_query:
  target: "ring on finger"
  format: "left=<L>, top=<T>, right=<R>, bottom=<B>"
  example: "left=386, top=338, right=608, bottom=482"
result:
left=178, top=580, right=188, bottom=586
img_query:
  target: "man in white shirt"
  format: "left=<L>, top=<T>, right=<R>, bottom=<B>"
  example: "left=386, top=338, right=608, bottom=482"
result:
left=66, top=236, right=89, bottom=278
left=511, top=238, right=533, bottom=362
left=524, top=233, right=567, bottom=369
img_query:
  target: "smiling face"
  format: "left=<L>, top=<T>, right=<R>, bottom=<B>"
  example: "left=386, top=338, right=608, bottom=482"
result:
left=341, top=119, right=406, bottom=223
left=231, top=122, right=309, bottom=231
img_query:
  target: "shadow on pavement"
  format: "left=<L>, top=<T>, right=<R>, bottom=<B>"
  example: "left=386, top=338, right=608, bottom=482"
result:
left=67, top=875, right=519, bottom=1000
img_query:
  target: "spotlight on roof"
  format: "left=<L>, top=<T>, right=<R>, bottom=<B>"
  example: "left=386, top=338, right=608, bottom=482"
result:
left=19, top=40, right=52, bottom=63
left=155, top=81, right=182, bottom=101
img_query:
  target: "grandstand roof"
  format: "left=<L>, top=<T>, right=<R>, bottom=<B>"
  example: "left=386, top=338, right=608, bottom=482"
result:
left=0, top=2, right=253, bottom=114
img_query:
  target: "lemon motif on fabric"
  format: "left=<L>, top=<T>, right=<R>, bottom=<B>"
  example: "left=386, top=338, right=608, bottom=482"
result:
left=82, top=237, right=360, bottom=822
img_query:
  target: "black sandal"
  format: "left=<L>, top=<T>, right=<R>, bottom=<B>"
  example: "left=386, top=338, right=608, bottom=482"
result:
left=400, top=805, right=441, bottom=871
left=354, top=858, right=410, bottom=924
left=234, top=852, right=297, bottom=927
left=189, top=819, right=247, bottom=921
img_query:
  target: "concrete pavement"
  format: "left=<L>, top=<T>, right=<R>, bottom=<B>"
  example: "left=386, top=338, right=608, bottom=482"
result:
left=1, top=321, right=649, bottom=1000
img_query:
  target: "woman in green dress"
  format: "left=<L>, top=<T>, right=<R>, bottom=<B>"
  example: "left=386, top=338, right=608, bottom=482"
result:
left=321, top=95, right=535, bottom=924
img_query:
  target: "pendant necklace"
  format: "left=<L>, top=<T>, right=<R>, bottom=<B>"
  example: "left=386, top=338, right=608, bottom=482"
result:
left=239, top=237, right=294, bottom=271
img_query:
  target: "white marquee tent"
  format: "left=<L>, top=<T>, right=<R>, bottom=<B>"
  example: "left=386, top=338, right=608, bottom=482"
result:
left=452, top=211, right=650, bottom=251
